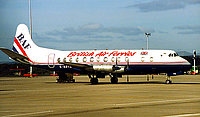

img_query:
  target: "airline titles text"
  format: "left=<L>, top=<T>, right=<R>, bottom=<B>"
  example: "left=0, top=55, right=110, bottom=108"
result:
left=67, top=51, right=136, bottom=57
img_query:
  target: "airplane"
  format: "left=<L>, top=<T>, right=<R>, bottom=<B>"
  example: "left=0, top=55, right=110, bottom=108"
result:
left=0, top=24, right=191, bottom=84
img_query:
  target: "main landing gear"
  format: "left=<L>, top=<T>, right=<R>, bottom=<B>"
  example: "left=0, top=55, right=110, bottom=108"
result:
left=88, top=74, right=99, bottom=84
left=109, top=74, right=118, bottom=84
left=57, top=72, right=75, bottom=83
left=88, top=74, right=119, bottom=84
left=90, top=78, right=99, bottom=84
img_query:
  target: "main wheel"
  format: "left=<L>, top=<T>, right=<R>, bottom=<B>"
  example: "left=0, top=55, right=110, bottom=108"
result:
left=90, top=78, right=98, bottom=84
left=111, top=77, right=118, bottom=84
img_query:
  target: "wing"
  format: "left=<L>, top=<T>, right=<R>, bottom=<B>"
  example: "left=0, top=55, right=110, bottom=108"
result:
left=58, top=61, right=93, bottom=71
left=0, top=47, right=30, bottom=64
left=58, top=61, right=121, bottom=73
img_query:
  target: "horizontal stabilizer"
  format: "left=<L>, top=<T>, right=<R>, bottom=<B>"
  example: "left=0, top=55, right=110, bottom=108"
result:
left=0, top=47, right=30, bottom=64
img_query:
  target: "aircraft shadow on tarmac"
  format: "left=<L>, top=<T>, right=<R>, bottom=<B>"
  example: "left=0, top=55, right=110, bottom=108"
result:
left=45, top=81, right=200, bottom=85
left=94, top=82, right=200, bottom=85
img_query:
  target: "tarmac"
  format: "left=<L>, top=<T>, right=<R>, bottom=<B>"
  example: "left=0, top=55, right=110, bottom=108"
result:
left=0, top=75, right=200, bottom=117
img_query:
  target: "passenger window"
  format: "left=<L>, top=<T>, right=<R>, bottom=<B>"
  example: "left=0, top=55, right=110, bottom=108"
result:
left=90, top=57, right=94, bottom=62
left=76, top=57, right=79, bottom=62
left=104, top=57, right=108, bottom=62
left=117, top=57, right=120, bottom=62
left=141, top=57, right=145, bottom=62
left=96, top=57, right=100, bottom=62
left=125, top=57, right=129, bottom=62
left=63, top=58, right=66, bottom=62
left=69, top=58, right=72, bottom=62
left=57, top=58, right=61, bottom=63
left=83, top=57, right=87, bottom=62
left=111, top=57, right=115, bottom=62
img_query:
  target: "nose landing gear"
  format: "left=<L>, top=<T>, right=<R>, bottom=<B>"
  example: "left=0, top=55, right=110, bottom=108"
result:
left=165, top=75, right=172, bottom=84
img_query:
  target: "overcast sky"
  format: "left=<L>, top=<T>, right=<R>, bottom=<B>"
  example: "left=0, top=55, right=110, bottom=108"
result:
left=0, top=0, right=200, bottom=62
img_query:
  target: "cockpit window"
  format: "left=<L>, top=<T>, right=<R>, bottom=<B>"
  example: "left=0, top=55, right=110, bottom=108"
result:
left=168, top=53, right=179, bottom=57
left=174, top=53, right=178, bottom=57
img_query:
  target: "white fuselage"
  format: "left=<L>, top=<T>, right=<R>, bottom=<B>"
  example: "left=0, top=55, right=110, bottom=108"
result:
left=30, top=46, right=189, bottom=67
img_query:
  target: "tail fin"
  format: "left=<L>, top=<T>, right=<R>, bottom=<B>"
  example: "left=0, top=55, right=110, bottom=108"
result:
left=12, top=24, right=37, bottom=59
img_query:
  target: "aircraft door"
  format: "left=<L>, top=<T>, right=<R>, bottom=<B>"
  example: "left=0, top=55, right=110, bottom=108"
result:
left=48, top=53, right=55, bottom=68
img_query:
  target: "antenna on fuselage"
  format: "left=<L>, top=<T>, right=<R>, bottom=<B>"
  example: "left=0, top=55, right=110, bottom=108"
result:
left=145, top=33, right=151, bottom=50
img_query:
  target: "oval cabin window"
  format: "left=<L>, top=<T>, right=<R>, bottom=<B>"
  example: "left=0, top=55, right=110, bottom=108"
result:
left=96, top=57, right=100, bottom=62
left=104, top=57, right=108, bottom=62
left=117, top=57, right=120, bottom=62
left=69, top=58, right=72, bottom=62
left=76, top=57, right=79, bottom=62
left=90, top=57, right=94, bottom=62
left=83, top=57, right=87, bottom=62
left=125, top=57, right=129, bottom=62
left=57, top=58, right=61, bottom=63
left=141, top=57, right=144, bottom=62
left=111, top=57, right=115, bottom=62
left=63, top=58, right=66, bottom=63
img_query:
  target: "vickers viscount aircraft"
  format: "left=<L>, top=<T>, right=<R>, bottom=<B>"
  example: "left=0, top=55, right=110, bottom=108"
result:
left=0, top=24, right=191, bottom=84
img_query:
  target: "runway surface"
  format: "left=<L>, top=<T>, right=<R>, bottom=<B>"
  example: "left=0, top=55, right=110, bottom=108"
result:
left=0, top=75, right=200, bottom=117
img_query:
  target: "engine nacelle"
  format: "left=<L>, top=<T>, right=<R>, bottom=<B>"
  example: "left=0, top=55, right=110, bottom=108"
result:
left=93, top=65, right=114, bottom=72
left=113, top=66, right=125, bottom=73
left=92, top=65, right=125, bottom=73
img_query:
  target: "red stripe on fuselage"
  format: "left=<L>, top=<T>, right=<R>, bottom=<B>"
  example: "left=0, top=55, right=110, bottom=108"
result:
left=14, top=37, right=33, bottom=62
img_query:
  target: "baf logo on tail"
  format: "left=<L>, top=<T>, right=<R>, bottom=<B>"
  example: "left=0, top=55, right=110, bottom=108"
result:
left=16, top=33, right=31, bottom=49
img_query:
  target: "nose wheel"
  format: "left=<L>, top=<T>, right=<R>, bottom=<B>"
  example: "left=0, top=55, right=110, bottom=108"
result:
left=165, top=79, right=172, bottom=84
left=165, top=76, right=172, bottom=84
